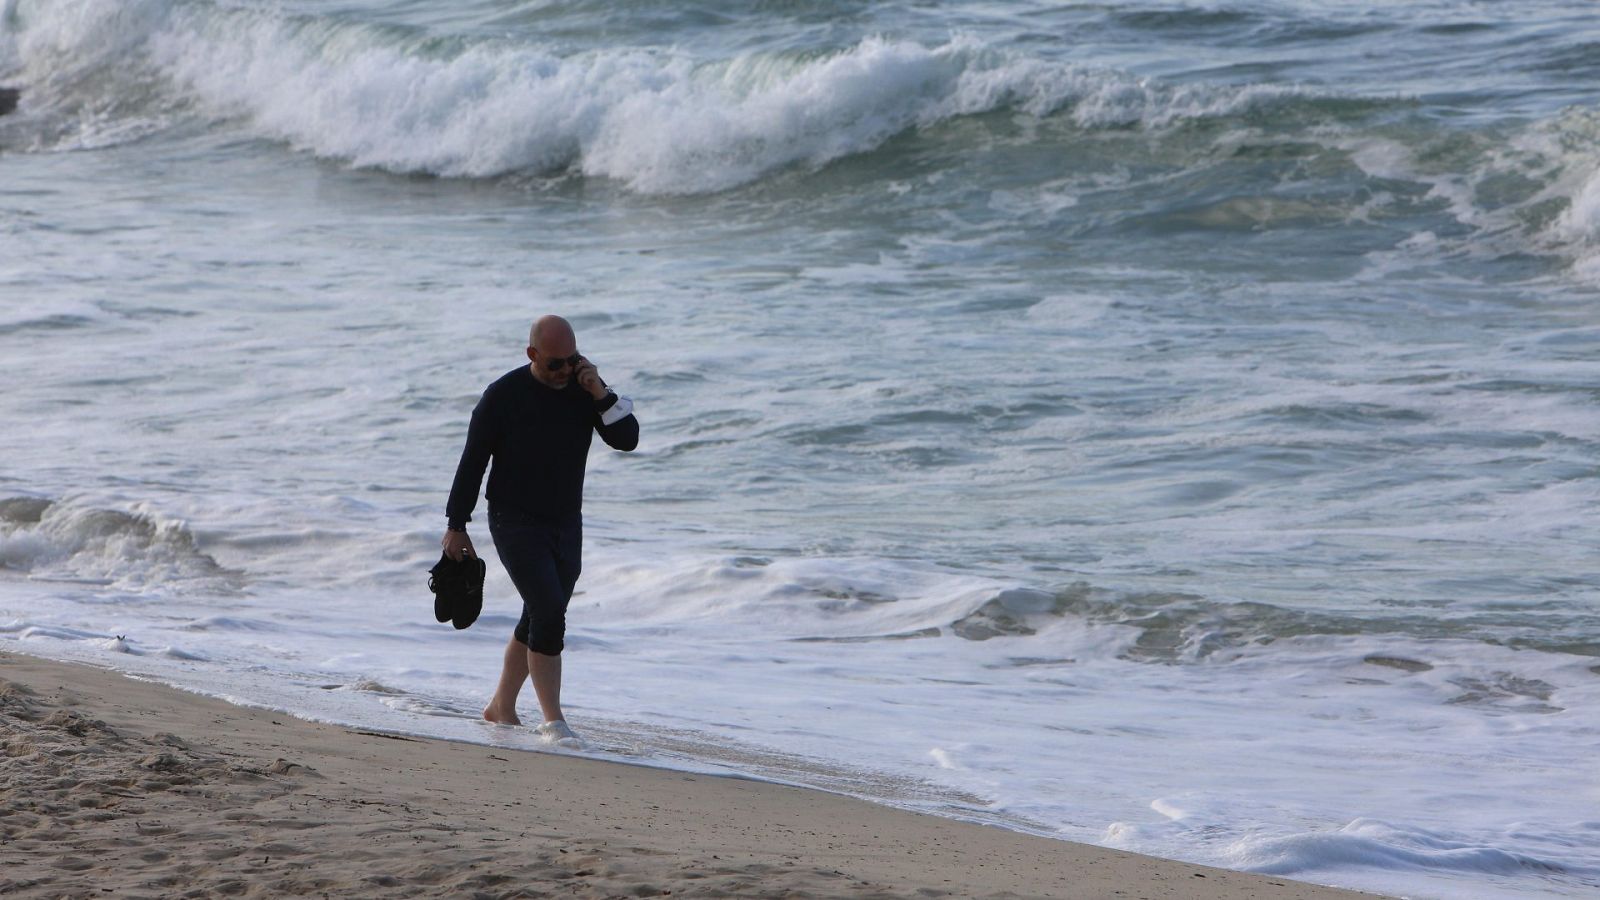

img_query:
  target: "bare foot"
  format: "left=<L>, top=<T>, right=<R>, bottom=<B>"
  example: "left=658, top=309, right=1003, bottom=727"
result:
left=482, top=703, right=521, bottom=726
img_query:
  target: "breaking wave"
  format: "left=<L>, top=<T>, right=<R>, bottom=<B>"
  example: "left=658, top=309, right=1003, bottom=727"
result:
left=4, top=0, right=1600, bottom=273
left=0, top=496, right=239, bottom=594
left=0, top=0, right=1323, bottom=192
left=588, top=555, right=1600, bottom=665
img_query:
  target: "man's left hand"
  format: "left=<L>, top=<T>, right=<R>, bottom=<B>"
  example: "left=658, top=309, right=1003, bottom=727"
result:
left=574, top=356, right=607, bottom=399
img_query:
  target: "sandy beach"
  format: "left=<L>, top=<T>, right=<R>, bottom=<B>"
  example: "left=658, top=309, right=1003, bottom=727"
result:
left=0, top=650, right=1384, bottom=899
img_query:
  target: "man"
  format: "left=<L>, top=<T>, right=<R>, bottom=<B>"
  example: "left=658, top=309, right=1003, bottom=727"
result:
left=442, top=315, right=639, bottom=747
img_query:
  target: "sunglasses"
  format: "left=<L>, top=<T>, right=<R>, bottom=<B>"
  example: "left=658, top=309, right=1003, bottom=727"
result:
left=543, top=353, right=582, bottom=372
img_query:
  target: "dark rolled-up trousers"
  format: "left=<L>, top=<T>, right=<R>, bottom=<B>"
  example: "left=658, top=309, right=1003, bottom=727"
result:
left=488, top=505, right=581, bottom=656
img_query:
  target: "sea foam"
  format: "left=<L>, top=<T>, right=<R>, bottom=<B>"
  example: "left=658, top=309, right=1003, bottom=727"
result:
left=0, top=497, right=234, bottom=594
left=4, top=0, right=1309, bottom=192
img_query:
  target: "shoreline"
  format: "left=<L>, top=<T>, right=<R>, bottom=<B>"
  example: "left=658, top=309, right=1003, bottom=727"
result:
left=0, top=649, right=1385, bottom=899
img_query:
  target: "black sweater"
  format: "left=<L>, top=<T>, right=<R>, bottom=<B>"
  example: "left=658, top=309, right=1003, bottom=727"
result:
left=446, top=366, right=639, bottom=529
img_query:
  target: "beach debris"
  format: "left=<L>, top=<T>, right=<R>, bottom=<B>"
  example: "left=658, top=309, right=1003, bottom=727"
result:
left=268, top=758, right=309, bottom=775
left=140, top=752, right=185, bottom=772
left=46, top=709, right=114, bottom=737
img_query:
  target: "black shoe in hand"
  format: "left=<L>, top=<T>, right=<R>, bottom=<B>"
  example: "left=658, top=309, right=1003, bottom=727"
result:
left=428, top=552, right=485, bottom=630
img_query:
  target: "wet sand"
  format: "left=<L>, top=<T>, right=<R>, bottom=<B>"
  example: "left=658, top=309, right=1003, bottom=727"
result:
left=0, top=650, right=1384, bottom=899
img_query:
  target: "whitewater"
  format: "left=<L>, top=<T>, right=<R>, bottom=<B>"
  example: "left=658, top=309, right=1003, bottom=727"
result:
left=3, top=1, right=1600, bottom=897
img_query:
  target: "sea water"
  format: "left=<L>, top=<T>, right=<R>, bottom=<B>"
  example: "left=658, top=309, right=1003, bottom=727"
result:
left=3, top=2, right=1600, bottom=897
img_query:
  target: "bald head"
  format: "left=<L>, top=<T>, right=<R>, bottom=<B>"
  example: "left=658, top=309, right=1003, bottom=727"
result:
left=530, top=315, right=575, bottom=353
left=526, top=315, right=580, bottom=388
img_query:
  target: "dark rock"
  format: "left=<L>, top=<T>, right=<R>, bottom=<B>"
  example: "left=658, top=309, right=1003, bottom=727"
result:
left=0, top=87, right=19, bottom=117
left=1363, top=655, right=1433, bottom=673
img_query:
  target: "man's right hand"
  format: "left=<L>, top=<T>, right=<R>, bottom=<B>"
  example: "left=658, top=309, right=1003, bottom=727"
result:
left=442, top=529, right=475, bottom=561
